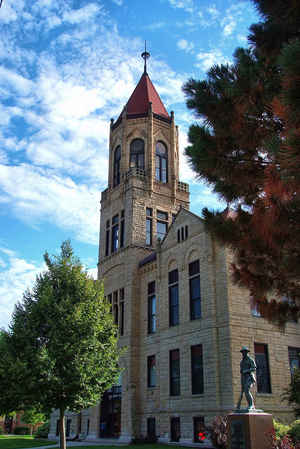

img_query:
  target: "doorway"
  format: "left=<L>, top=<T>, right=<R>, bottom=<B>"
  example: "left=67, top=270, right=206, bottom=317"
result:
left=99, top=385, right=121, bottom=438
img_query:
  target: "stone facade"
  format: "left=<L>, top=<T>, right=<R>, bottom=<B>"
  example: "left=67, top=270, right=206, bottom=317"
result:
left=49, top=69, right=300, bottom=443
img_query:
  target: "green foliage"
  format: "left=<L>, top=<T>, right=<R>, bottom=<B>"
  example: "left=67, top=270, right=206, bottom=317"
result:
left=183, top=0, right=300, bottom=324
left=283, top=369, right=300, bottom=417
left=14, top=427, right=28, bottom=435
left=274, top=420, right=290, bottom=439
left=34, top=421, right=49, bottom=439
left=4, top=241, right=122, bottom=449
left=289, top=420, right=300, bottom=443
left=0, top=428, right=3, bottom=435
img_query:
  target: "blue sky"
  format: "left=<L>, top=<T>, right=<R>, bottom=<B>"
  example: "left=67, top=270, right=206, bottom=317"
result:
left=0, top=0, right=259, bottom=329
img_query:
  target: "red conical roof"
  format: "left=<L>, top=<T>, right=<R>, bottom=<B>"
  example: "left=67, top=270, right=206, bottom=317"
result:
left=126, top=72, right=169, bottom=119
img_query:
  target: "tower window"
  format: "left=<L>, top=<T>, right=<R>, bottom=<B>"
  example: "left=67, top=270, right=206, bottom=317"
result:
left=146, top=208, right=153, bottom=246
left=105, top=219, right=110, bottom=257
left=130, top=138, right=144, bottom=170
left=113, top=146, right=121, bottom=187
left=157, top=210, right=168, bottom=241
left=111, top=214, right=119, bottom=253
left=148, top=281, right=156, bottom=334
left=120, top=210, right=125, bottom=248
left=155, top=141, right=168, bottom=183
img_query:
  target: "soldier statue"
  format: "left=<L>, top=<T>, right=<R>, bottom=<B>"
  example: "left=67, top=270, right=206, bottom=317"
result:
left=236, top=346, right=256, bottom=410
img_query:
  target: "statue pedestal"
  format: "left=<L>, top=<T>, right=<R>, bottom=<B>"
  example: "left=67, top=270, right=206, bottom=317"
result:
left=228, top=410, right=273, bottom=449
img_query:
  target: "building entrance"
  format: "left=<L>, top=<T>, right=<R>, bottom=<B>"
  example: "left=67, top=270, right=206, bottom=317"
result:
left=99, top=386, right=122, bottom=438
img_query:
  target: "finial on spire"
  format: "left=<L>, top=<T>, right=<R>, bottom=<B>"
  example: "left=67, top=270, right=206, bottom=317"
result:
left=141, top=41, right=150, bottom=74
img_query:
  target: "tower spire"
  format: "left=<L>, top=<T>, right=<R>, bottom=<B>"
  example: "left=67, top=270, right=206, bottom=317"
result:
left=141, top=41, right=150, bottom=74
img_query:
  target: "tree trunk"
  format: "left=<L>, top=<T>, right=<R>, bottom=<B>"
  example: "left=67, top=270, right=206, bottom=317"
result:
left=30, top=425, right=33, bottom=435
left=59, top=408, right=66, bottom=449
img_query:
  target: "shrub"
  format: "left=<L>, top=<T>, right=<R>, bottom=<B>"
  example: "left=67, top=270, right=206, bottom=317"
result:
left=0, top=427, right=3, bottom=435
left=34, top=421, right=50, bottom=439
left=274, top=420, right=291, bottom=440
left=14, top=426, right=29, bottom=435
left=208, top=415, right=228, bottom=449
left=289, top=420, right=300, bottom=444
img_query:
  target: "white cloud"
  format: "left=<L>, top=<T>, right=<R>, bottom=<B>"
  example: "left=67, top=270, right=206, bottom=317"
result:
left=206, top=4, right=220, bottom=19
left=0, top=66, right=34, bottom=96
left=177, top=39, right=194, bottom=53
left=0, top=248, right=46, bottom=330
left=168, top=0, right=193, bottom=13
left=195, top=50, right=231, bottom=72
left=112, top=0, right=123, bottom=5
left=63, top=4, right=102, bottom=24
left=144, top=21, right=166, bottom=31
left=0, top=164, right=100, bottom=245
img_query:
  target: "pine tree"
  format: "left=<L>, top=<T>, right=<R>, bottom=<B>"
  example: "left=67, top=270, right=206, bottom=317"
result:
left=183, top=0, right=300, bottom=325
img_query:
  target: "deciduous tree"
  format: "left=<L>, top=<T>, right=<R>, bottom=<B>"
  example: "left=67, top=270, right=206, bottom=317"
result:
left=183, top=0, right=300, bottom=324
left=7, top=241, right=121, bottom=449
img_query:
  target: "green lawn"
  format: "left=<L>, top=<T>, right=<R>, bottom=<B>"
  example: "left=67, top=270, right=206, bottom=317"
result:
left=0, top=435, right=56, bottom=449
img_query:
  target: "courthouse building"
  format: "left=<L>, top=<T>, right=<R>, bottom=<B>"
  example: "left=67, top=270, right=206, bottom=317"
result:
left=49, top=55, right=300, bottom=443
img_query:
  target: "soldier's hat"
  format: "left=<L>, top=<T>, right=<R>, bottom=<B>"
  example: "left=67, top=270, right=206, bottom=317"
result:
left=240, top=346, right=250, bottom=353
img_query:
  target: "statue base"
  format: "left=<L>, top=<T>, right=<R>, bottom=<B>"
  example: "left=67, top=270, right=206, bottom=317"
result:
left=228, top=411, right=273, bottom=449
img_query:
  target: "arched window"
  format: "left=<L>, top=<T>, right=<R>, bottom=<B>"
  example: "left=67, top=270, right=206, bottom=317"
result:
left=155, top=141, right=168, bottom=183
left=113, top=146, right=121, bottom=187
left=130, top=139, right=144, bottom=170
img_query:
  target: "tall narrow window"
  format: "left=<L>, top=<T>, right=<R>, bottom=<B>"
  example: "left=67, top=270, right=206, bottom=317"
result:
left=169, top=269, right=179, bottom=326
left=170, top=417, right=180, bottom=442
left=155, top=141, right=168, bottom=183
left=111, top=214, right=119, bottom=253
left=113, top=290, right=118, bottom=325
left=113, top=145, right=121, bottom=187
left=146, top=208, right=153, bottom=246
left=193, top=417, right=205, bottom=443
left=147, top=418, right=156, bottom=440
left=288, top=347, right=300, bottom=378
left=130, top=139, right=144, bottom=170
left=254, top=343, right=271, bottom=393
left=189, top=260, right=201, bottom=320
left=119, top=288, right=124, bottom=336
left=120, top=210, right=125, bottom=248
left=148, top=281, right=156, bottom=334
left=147, top=355, right=156, bottom=387
left=105, top=219, right=110, bottom=257
left=157, top=210, right=168, bottom=241
left=191, top=344, right=204, bottom=394
left=170, top=349, right=180, bottom=396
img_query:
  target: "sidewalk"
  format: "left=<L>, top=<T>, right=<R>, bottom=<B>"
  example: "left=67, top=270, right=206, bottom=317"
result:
left=25, top=440, right=128, bottom=449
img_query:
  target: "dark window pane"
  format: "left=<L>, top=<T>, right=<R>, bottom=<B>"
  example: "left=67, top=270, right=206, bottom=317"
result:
left=193, top=417, right=205, bottom=443
left=120, top=219, right=125, bottom=248
left=148, top=281, right=155, bottom=295
left=105, top=229, right=110, bottom=256
left=190, top=275, right=201, bottom=320
left=189, top=260, right=200, bottom=276
left=170, top=349, right=180, bottom=396
left=169, top=284, right=179, bottom=326
left=111, top=224, right=119, bottom=253
left=254, top=343, right=271, bottom=393
left=146, top=208, right=153, bottom=217
left=130, top=139, right=145, bottom=170
left=112, top=214, right=119, bottom=225
left=170, top=417, right=180, bottom=442
left=113, top=146, right=121, bottom=187
left=191, top=345, right=204, bottom=394
left=147, top=418, right=156, bottom=440
left=168, top=269, right=178, bottom=284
